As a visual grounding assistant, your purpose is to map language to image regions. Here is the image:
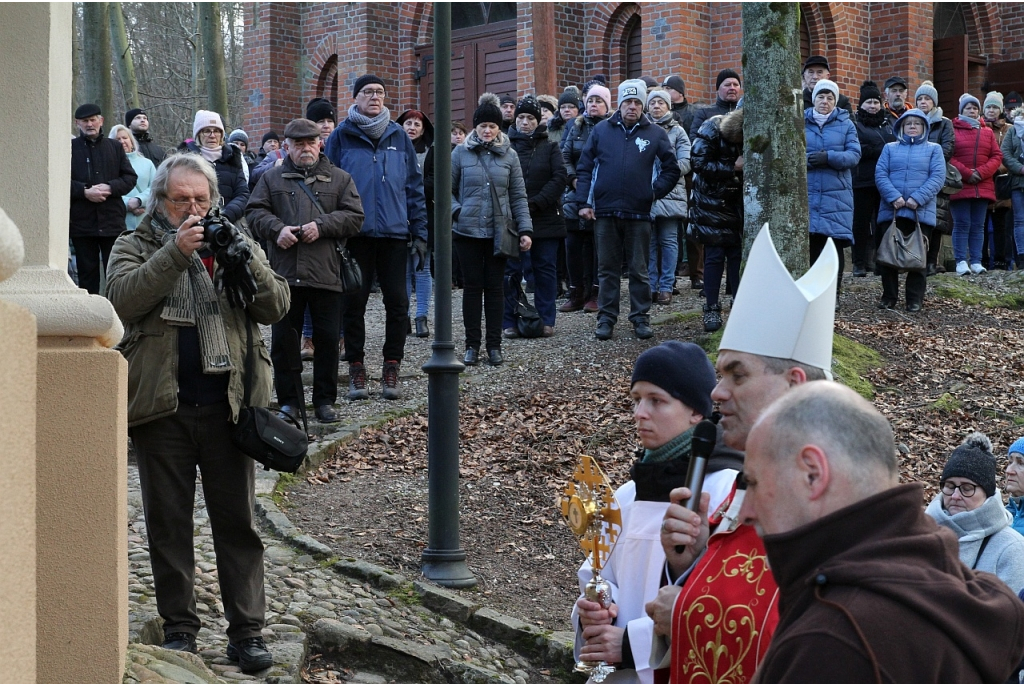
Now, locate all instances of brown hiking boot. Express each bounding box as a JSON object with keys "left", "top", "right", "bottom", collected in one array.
[
  {"left": 382, "top": 360, "right": 401, "bottom": 400},
  {"left": 300, "top": 337, "right": 314, "bottom": 361},
  {"left": 558, "top": 287, "right": 584, "bottom": 313},
  {"left": 347, "top": 362, "right": 369, "bottom": 400}
]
